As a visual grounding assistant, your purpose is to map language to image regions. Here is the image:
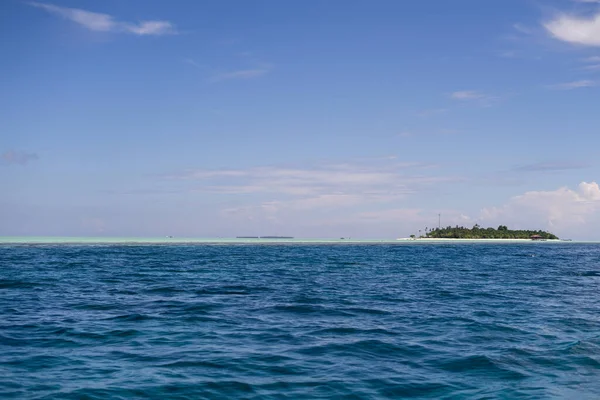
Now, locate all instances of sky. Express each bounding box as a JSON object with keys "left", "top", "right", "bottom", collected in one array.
[{"left": 1, "top": 0, "right": 600, "bottom": 239}]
